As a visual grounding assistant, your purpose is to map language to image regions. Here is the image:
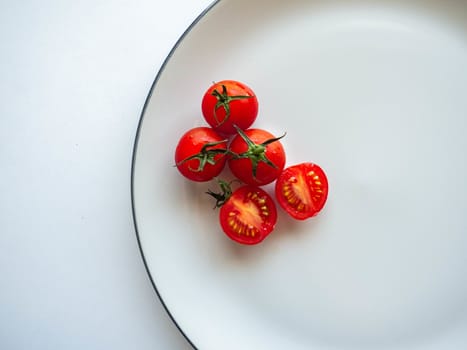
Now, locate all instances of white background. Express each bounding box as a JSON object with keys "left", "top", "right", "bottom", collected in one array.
[{"left": 1, "top": 0, "right": 211, "bottom": 349}]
